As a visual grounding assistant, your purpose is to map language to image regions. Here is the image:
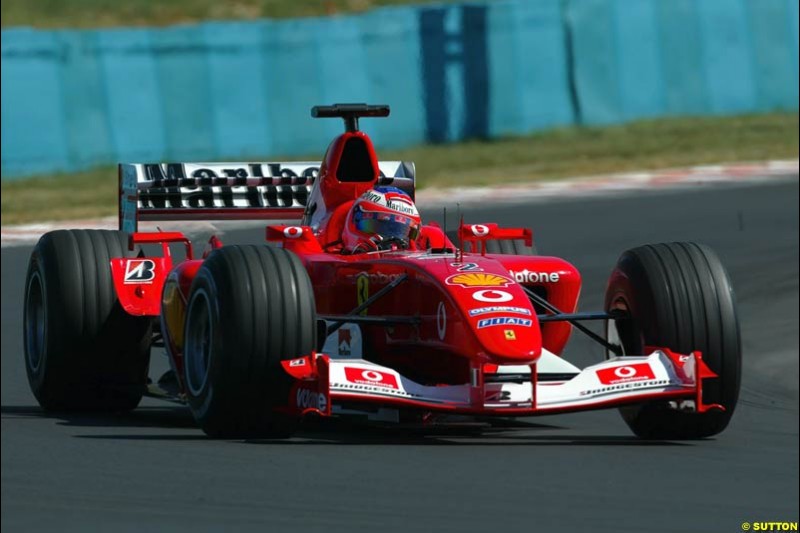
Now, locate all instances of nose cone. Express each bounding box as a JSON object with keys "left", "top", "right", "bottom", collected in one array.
[{"left": 444, "top": 272, "right": 542, "bottom": 364}]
